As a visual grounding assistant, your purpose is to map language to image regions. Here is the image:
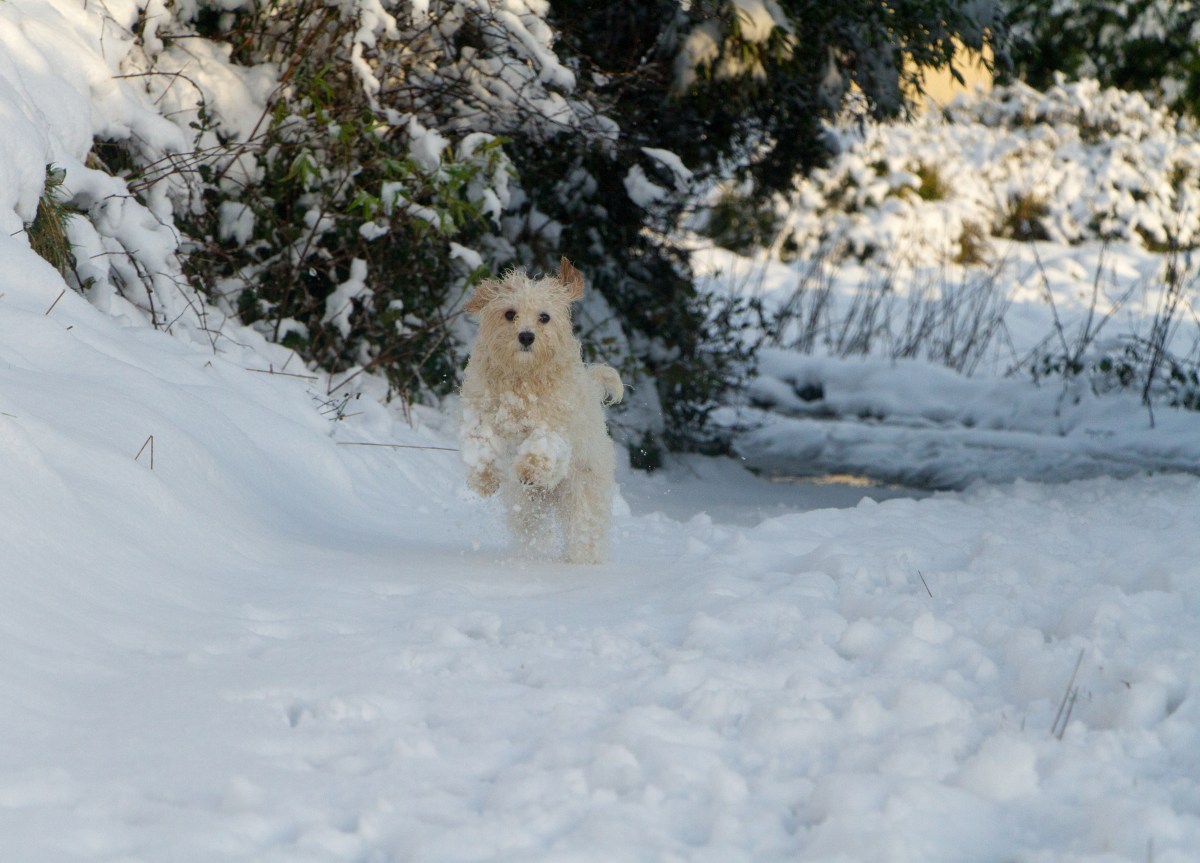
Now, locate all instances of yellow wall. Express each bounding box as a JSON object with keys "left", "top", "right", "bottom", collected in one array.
[{"left": 910, "top": 44, "right": 993, "bottom": 109}]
